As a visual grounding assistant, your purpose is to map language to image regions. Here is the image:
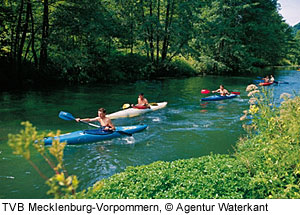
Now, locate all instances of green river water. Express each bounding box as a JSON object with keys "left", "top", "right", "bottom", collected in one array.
[{"left": 0, "top": 70, "right": 299, "bottom": 198}]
